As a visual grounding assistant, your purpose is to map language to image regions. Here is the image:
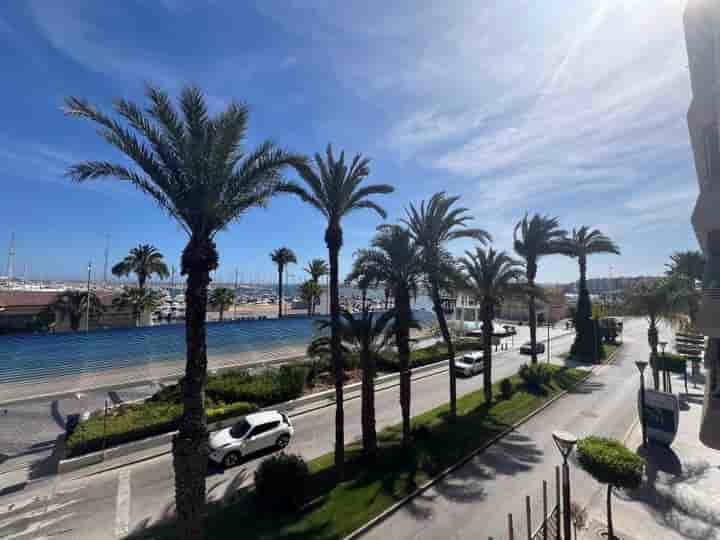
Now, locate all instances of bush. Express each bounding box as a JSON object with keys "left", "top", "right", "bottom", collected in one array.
[
  {"left": 519, "top": 363, "right": 552, "bottom": 393},
  {"left": 499, "top": 378, "right": 514, "bottom": 400},
  {"left": 66, "top": 400, "right": 257, "bottom": 457},
  {"left": 254, "top": 452, "right": 309, "bottom": 512},
  {"left": 576, "top": 437, "right": 644, "bottom": 490},
  {"left": 656, "top": 353, "right": 688, "bottom": 374}
]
